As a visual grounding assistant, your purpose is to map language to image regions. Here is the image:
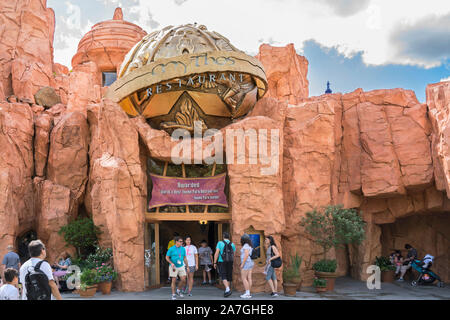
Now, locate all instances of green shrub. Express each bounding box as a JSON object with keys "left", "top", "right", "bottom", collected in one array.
[
  {"left": 289, "top": 253, "right": 303, "bottom": 277},
  {"left": 312, "top": 259, "right": 337, "bottom": 273},
  {"left": 283, "top": 268, "right": 297, "bottom": 283},
  {"left": 375, "top": 256, "right": 396, "bottom": 272},
  {"left": 283, "top": 253, "right": 303, "bottom": 283},
  {"left": 58, "top": 218, "right": 102, "bottom": 258},
  {"left": 300, "top": 205, "right": 366, "bottom": 258},
  {"left": 96, "top": 264, "right": 118, "bottom": 282},
  {"left": 80, "top": 269, "right": 99, "bottom": 286},
  {"left": 86, "top": 247, "right": 113, "bottom": 268},
  {"left": 313, "top": 278, "right": 327, "bottom": 287},
  {"left": 71, "top": 246, "right": 113, "bottom": 271}
]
